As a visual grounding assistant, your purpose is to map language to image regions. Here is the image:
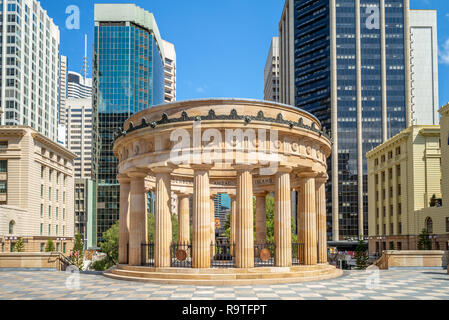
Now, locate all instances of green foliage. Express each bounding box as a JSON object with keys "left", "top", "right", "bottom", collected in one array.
[
  {"left": 354, "top": 238, "right": 369, "bottom": 270},
  {"left": 72, "top": 233, "right": 84, "bottom": 270},
  {"left": 92, "top": 258, "right": 110, "bottom": 271},
  {"left": 417, "top": 228, "right": 432, "bottom": 250},
  {"left": 430, "top": 194, "right": 442, "bottom": 207},
  {"left": 14, "top": 238, "right": 25, "bottom": 252},
  {"left": 148, "top": 213, "right": 178, "bottom": 243},
  {"left": 45, "top": 239, "right": 55, "bottom": 252}
]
